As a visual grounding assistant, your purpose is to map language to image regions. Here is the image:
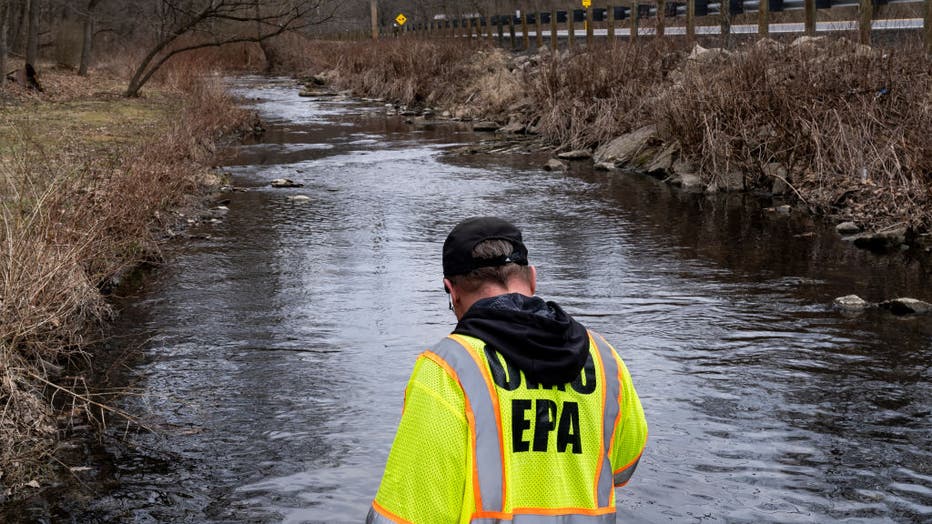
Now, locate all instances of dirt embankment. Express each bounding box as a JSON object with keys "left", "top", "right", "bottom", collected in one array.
[
  {"left": 0, "top": 63, "right": 258, "bottom": 499},
  {"left": 279, "top": 36, "right": 931, "bottom": 253}
]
